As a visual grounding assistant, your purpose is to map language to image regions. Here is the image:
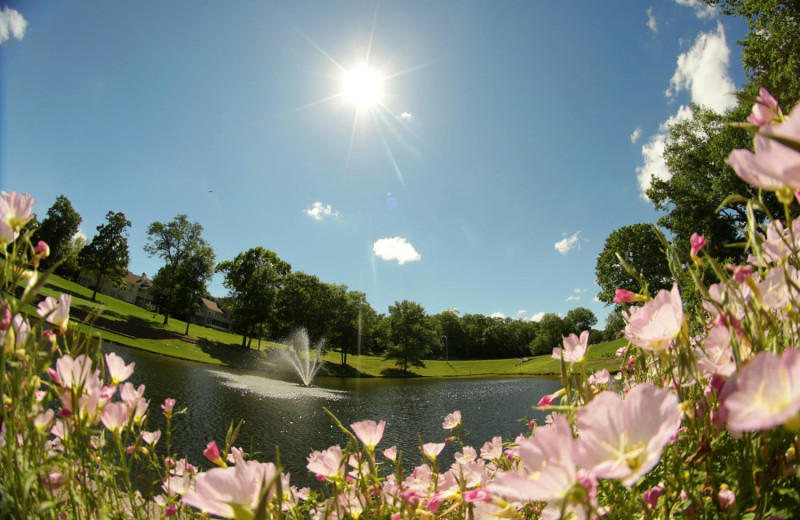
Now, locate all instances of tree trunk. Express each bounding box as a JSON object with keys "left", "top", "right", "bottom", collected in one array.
[
  {"left": 185, "top": 317, "right": 191, "bottom": 336},
  {"left": 91, "top": 274, "right": 102, "bottom": 302}
]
